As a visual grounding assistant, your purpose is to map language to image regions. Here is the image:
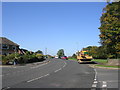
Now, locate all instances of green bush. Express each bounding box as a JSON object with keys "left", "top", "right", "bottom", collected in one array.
[
  {"left": 2, "top": 53, "right": 21, "bottom": 64},
  {"left": 2, "top": 52, "right": 45, "bottom": 65},
  {"left": 36, "top": 54, "right": 44, "bottom": 59}
]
